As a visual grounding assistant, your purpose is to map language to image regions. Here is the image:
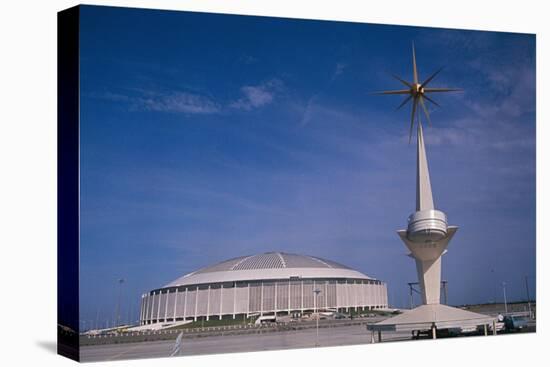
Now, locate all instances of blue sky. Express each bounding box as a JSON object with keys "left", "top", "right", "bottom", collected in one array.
[{"left": 78, "top": 5, "right": 536, "bottom": 328}]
